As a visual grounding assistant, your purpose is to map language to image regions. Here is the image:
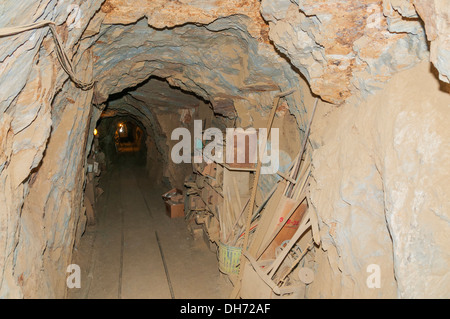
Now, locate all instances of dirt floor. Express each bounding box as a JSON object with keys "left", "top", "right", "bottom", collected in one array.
[{"left": 67, "top": 153, "right": 232, "bottom": 299}]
